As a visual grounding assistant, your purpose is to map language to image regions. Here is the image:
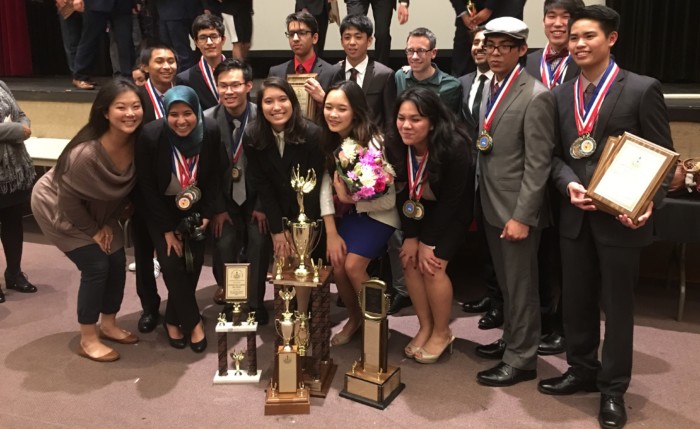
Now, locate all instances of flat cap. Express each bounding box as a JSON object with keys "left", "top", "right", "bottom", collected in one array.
[{"left": 484, "top": 17, "right": 529, "bottom": 41}]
